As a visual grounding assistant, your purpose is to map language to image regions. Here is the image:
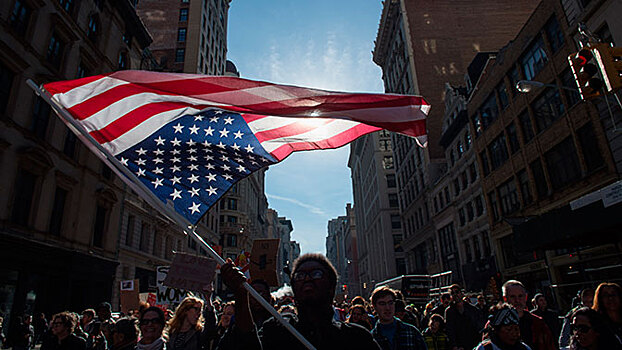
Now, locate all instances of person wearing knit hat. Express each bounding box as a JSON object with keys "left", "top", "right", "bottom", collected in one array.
[{"left": 475, "top": 303, "right": 532, "bottom": 350}]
